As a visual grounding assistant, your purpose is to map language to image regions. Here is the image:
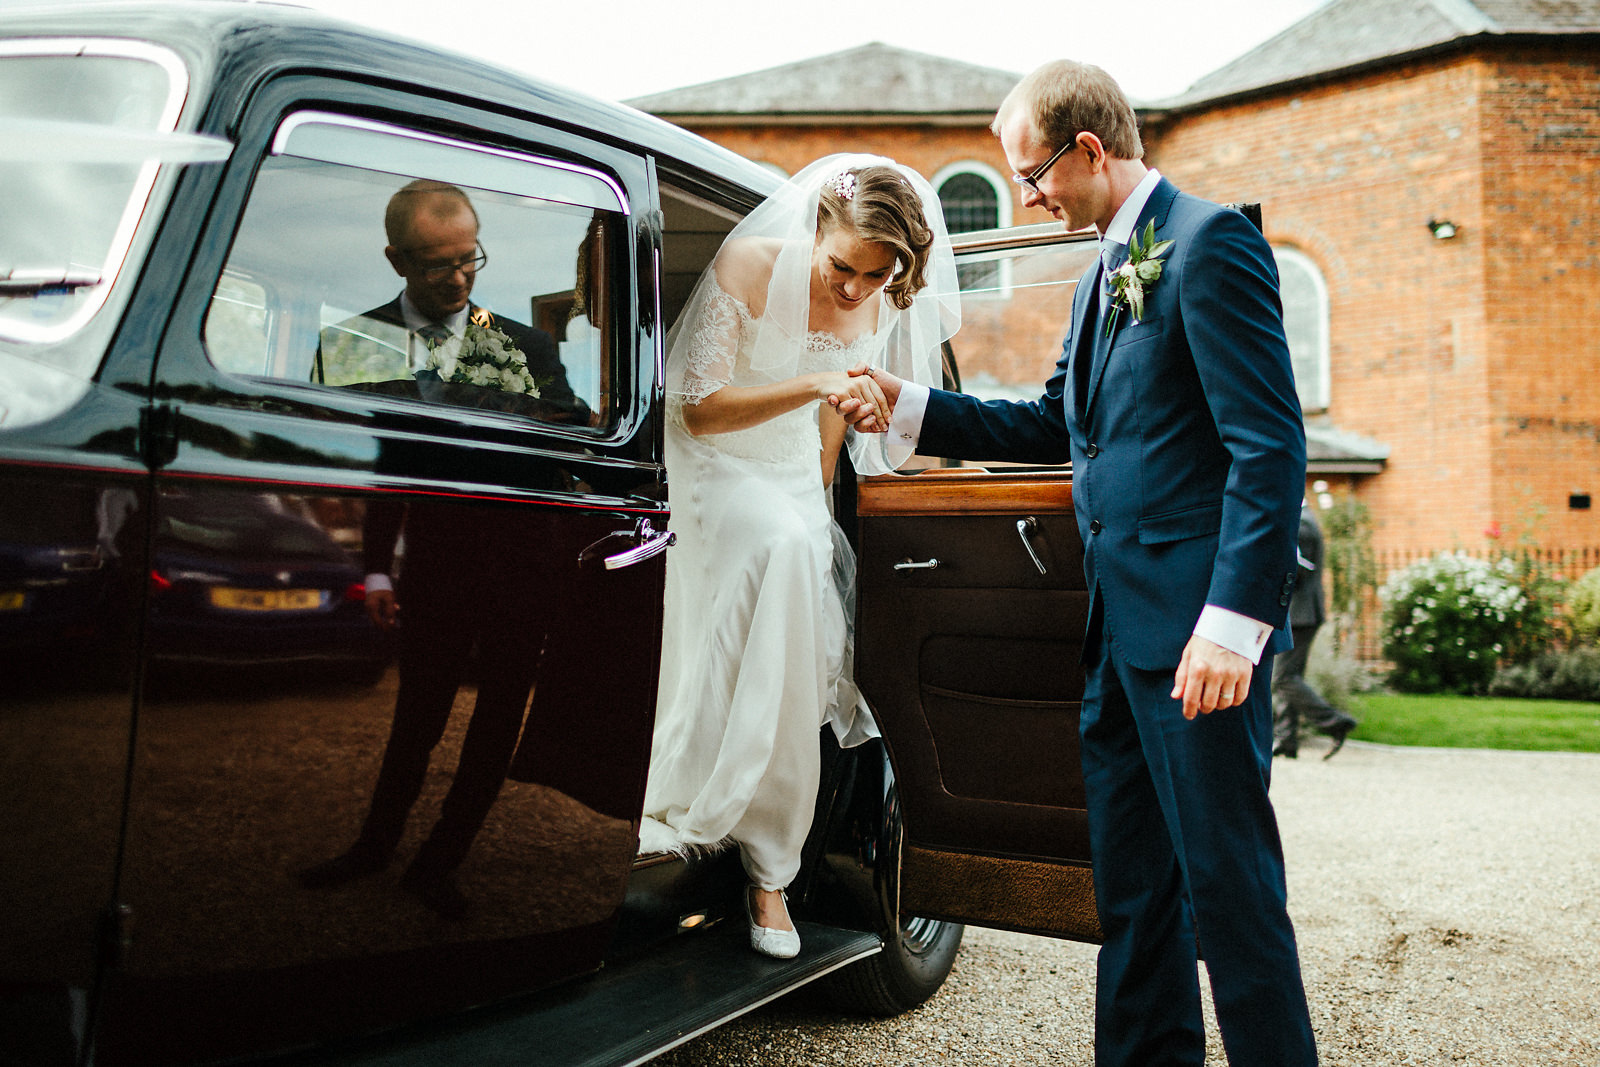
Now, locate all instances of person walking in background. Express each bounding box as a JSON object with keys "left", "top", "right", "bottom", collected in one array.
[{"left": 1274, "top": 499, "right": 1359, "bottom": 759}]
